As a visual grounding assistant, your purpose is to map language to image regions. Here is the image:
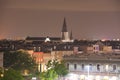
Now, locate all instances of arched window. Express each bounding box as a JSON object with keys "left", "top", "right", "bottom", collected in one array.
[
  {"left": 74, "top": 64, "right": 77, "bottom": 70},
  {"left": 34, "top": 47, "right": 36, "bottom": 51},
  {"left": 67, "top": 63, "right": 69, "bottom": 70},
  {"left": 38, "top": 47, "right": 41, "bottom": 51},
  {"left": 97, "top": 64, "right": 100, "bottom": 71},
  {"left": 89, "top": 64, "right": 92, "bottom": 71},
  {"left": 82, "top": 64, "right": 84, "bottom": 70},
  {"left": 113, "top": 64, "right": 117, "bottom": 71}
]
